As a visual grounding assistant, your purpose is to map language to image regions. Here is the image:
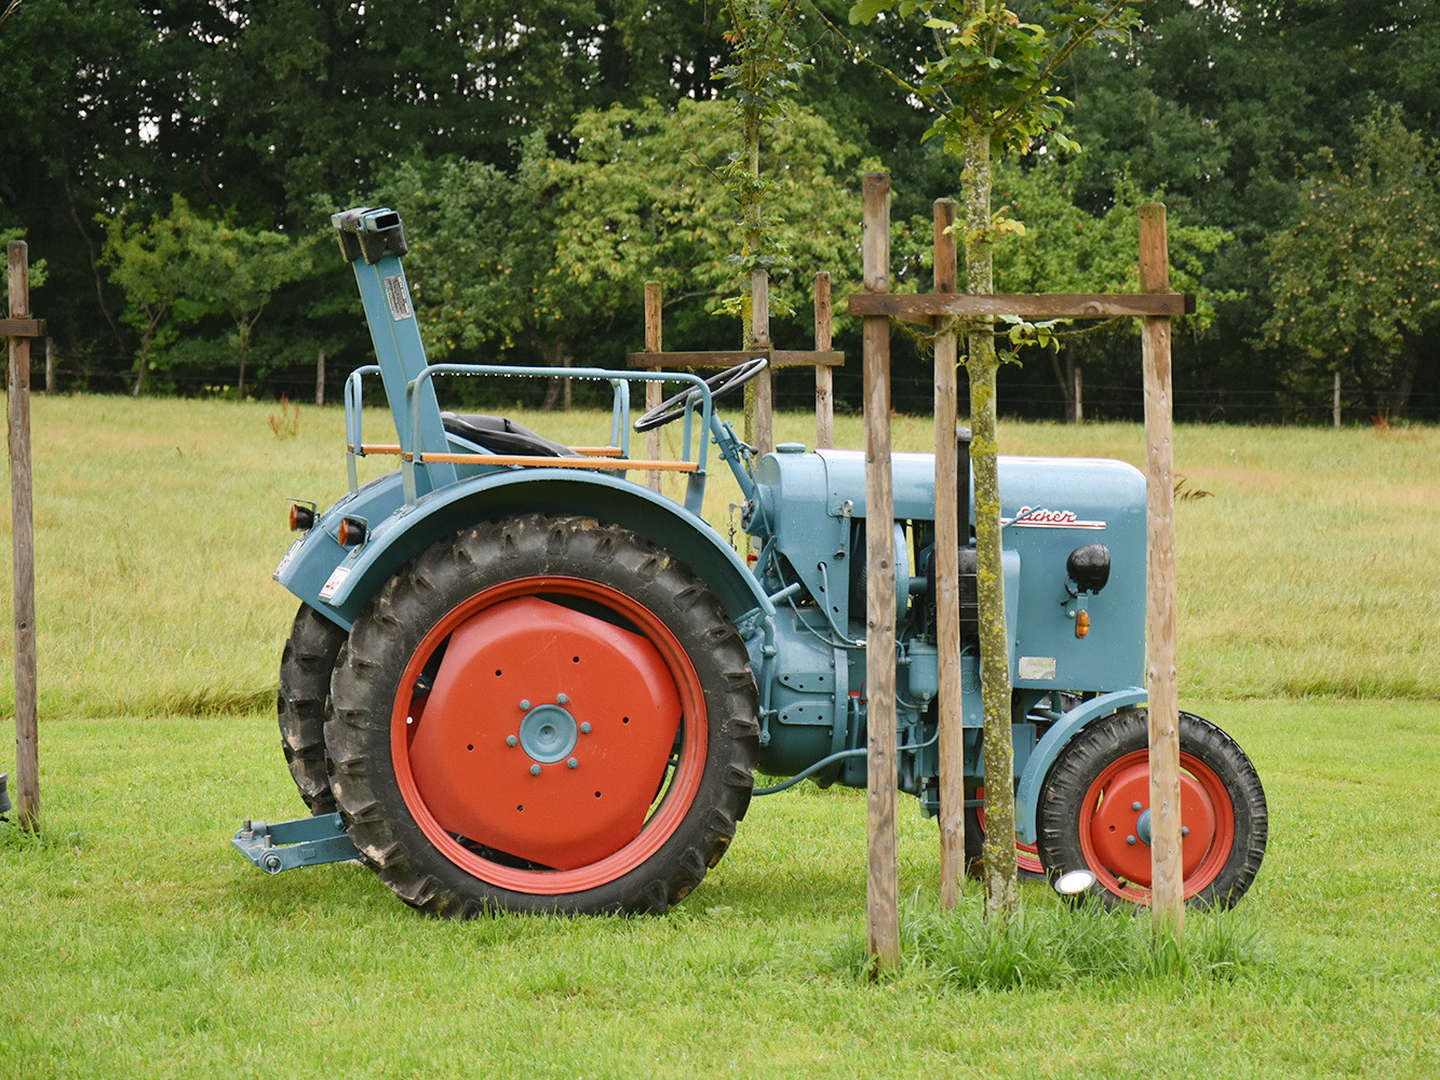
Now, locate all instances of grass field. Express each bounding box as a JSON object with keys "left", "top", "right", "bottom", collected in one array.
[{"left": 1, "top": 395, "right": 1437, "bottom": 1078}]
